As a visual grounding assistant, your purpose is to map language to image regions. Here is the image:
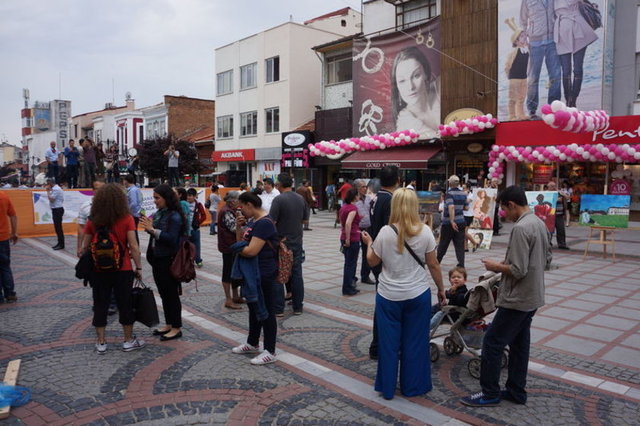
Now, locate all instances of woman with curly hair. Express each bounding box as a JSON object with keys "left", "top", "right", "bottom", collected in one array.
[
  {"left": 140, "top": 184, "right": 187, "bottom": 341},
  {"left": 79, "top": 183, "right": 144, "bottom": 354}
]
